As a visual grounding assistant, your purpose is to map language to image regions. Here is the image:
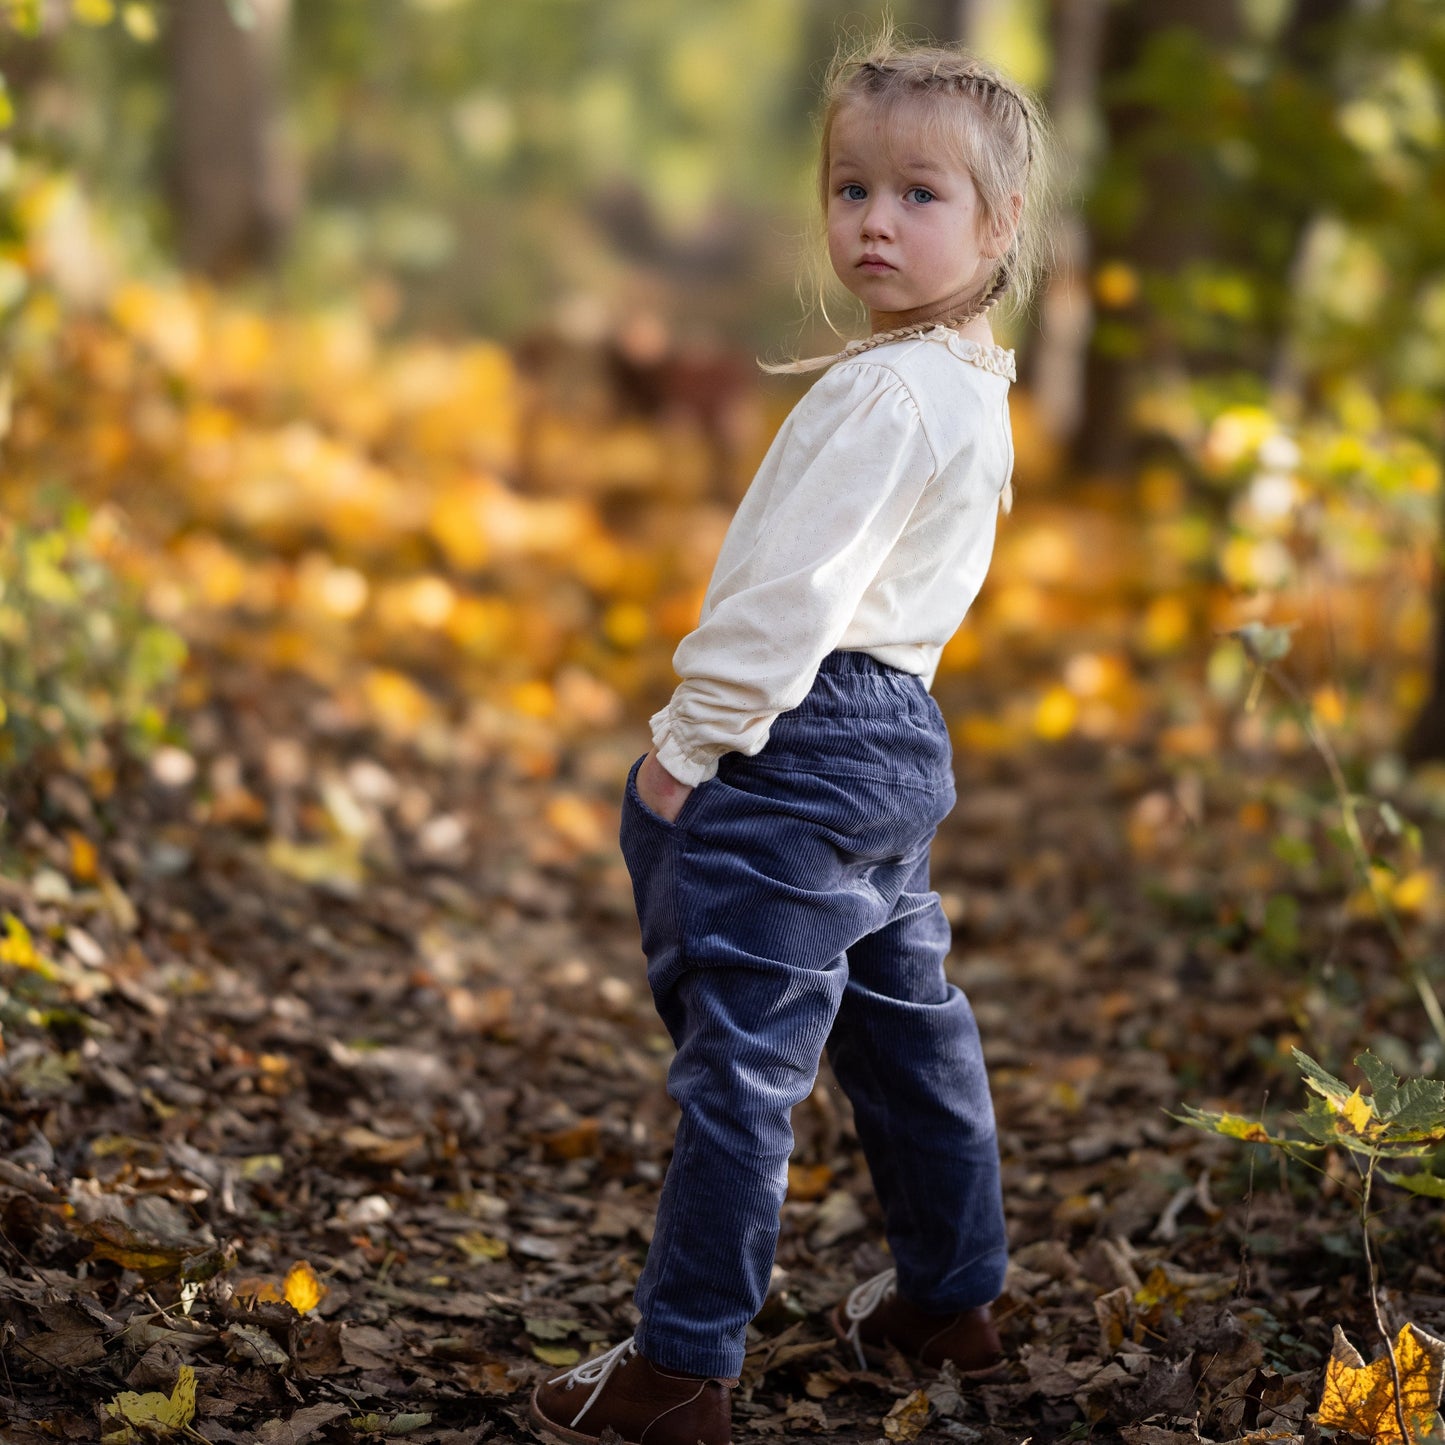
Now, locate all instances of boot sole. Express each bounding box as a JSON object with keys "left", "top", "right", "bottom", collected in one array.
[
  {"left": 526, "top": 1388, "right": 733, "bottom": 1445},
  {"left": 527, "top": 1390, "right": 635, "bottom": 1445}
]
